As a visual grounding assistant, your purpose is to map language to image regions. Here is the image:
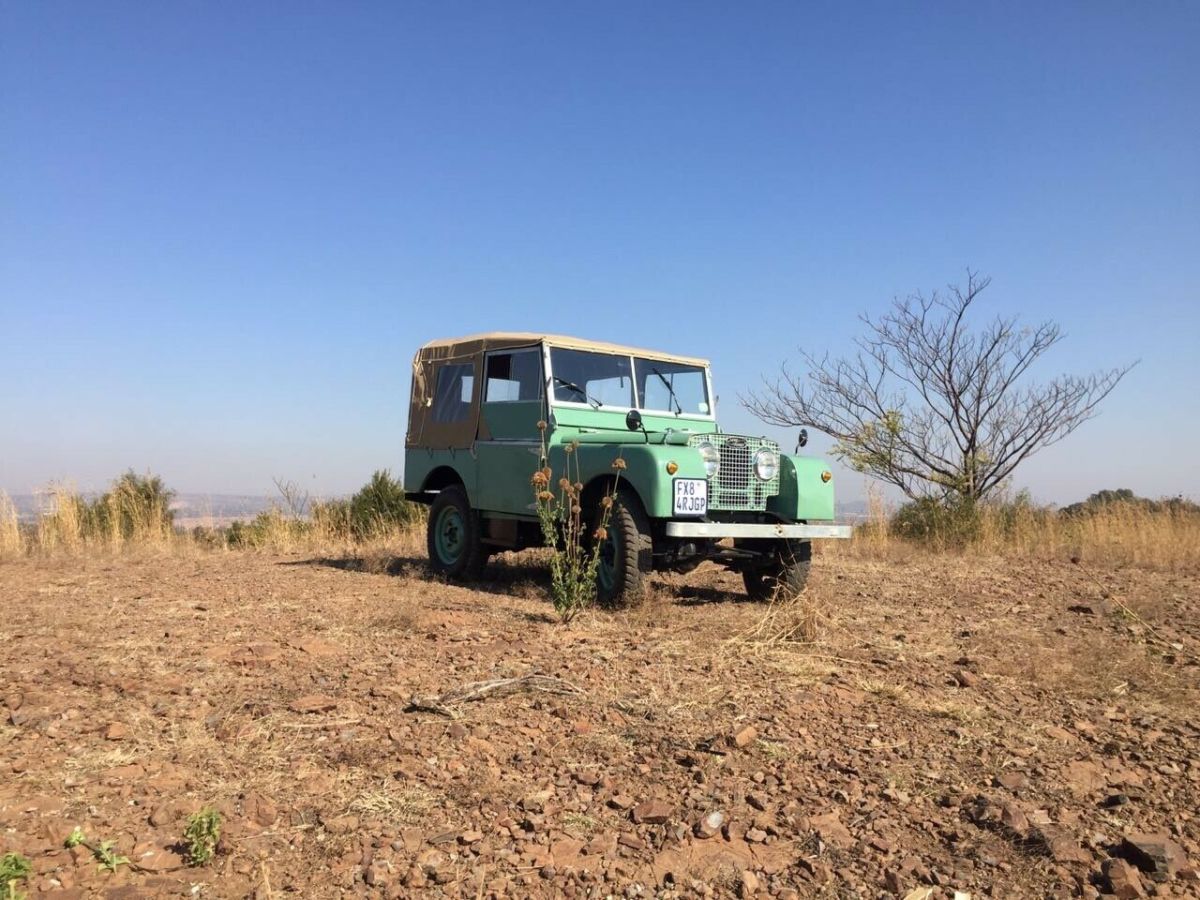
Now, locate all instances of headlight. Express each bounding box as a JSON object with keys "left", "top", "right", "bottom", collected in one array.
[
  {"left": 697, "top": 442, "right": 719, "bottom": 478},
  {"left": 753, "top": 448, "right": 778, "bottom": 481}
]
